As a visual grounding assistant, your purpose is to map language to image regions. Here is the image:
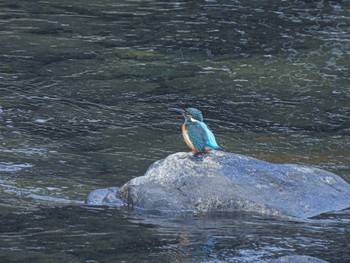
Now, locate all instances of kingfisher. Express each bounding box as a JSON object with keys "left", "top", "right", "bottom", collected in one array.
[{"left": 169, "top": 107, "right": 221, "bottom": 154}]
